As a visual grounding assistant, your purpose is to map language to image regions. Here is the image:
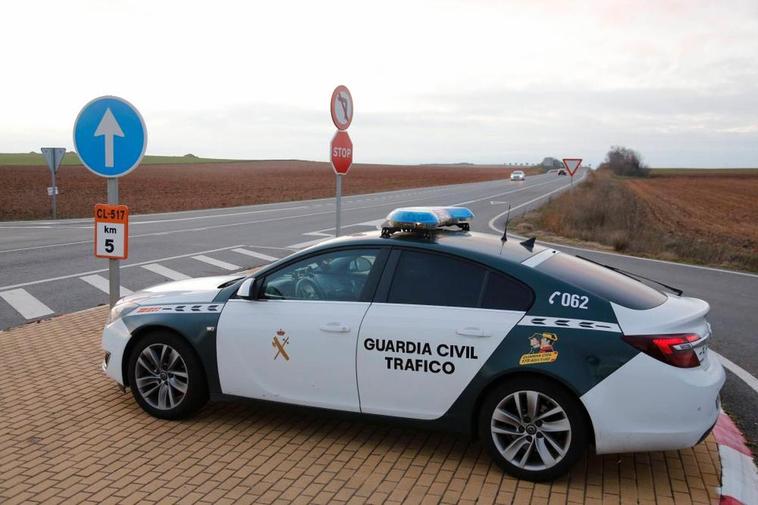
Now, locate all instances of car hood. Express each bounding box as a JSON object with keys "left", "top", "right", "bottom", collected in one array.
[{"left": 124, "top": 274, "right": 242, "bottom": 305}]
